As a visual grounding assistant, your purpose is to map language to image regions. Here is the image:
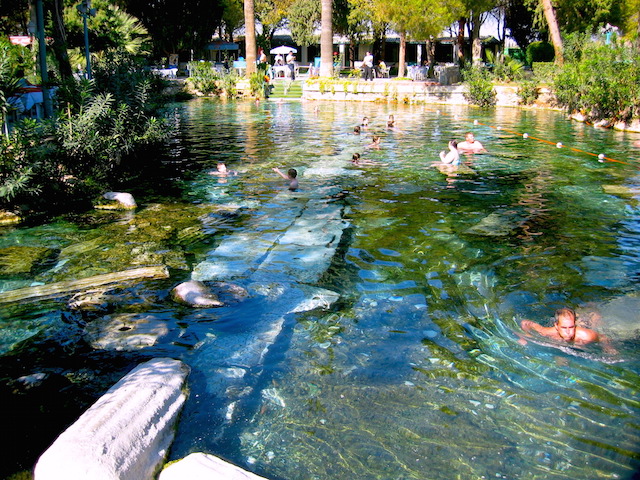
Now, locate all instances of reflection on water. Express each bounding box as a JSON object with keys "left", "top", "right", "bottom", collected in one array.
[{"left": 0, "top": 100, "right": 639, "bottom": 479}]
